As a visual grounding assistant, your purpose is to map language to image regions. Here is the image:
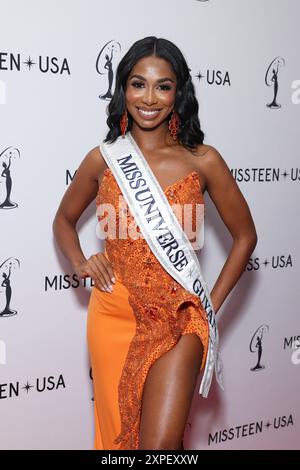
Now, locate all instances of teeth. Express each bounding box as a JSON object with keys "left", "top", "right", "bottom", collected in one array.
[{"left": 138, "top": 108, "right": 160, "bottom": 115}]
